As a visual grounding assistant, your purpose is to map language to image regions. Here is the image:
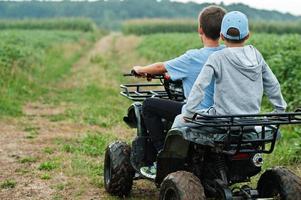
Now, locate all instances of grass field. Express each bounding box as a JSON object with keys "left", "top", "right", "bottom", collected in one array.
[
  {"left": 0, "top": 30, "right": 300, "bottom": 199},
  {"left": 0, "top": 18, "right": 97, "bottom": 32},
  {"left": 0, "top": 30, "right": 98, "bottom": 117},
  {"left": 123, "top": 19, "right": 301, "bottom": 35}
]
